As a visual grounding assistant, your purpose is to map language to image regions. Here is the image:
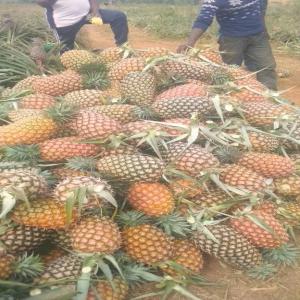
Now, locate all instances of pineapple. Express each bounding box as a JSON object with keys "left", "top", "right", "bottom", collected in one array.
[
  {"left": 122, "top": 224, "right": 173, "bottom": 265},
  {"left": 277, "top": 202, "right": 300, "bottom": 225},
  {"left": 237, "top": 152, "right": 295, "bottom": 179},
  {"left": 0, "top": 169, "right": 48, "bottom": 199},
  {"left": 220, "top": 164, "right": 271, "bottom": 192},
  {"left": 193, "top": 225, "right": 262, "bottom": 269},
  {"left": 11, "top": 199, "right": 77, "bottom": 229},
  {"left": 87, "top": 277, "right": 129, "bottom": 300},
  {"left": 108, "top": 58, "right": 146, "bottom": 82},
  {"left": 241, "top": 101, "right": 295, "bottom": 127},
  {"left": 50, "top": 229, "right": 73, "bottom": 249},
  {"left": 156, "top": 83, "right": 208, "bottom": 101},
  {"left": 60, "top": 49, "right": 99, "bottom": 71},
  {"left": 0, "top": 225, "right": 49, "bottom": 255},
  {"left": 230, "top": 209, "right": 289, "bottom": 249},
  {"left": 32, "top": 70, "right": 83, "bottom": 97},
  {"left": 101, "top": 144, "right": 137, "bottom": 157},
  {"left": 18, "top": 94, "right": 56, "bottom": 109},
  {"left": 70, "top": 217, "right": 121, "bottom": 254},
  {"left": 98, "top": 47, "right": 127, "bottom": 65},
  {"left": 37, "top": 254, "right": 82, "bottom": 284},
  {"left": 0, "top": 254, "right": 14, "bottom": 279},
  {"left": 68, "top": 110, "right": 122, "bottom": 139},
  {"left": 169, "top": 179, "right": 204, "bottom": 198},
  {"left": 161, "top": 239, "right": 204, "bottom": 277},
  {"left": 120, "top": 71, "right": 156, "bottom": 106},
  {"left": 63, "top": 89, "right": 108, "bottom": 109},
  {"left": 0, "top": 161, "right": 38, "bottom": 173},
  {"left": 197, "top": 49, "right": 223, "bottom": 64},
  {"left": 274, "top": 175, "right": 300, "bottom": 197},
  {"left": 39, "top": 137, "right": 101, "bottom": 162},
  {"left": 96, "top": 154, "right": 165, "bottom": 182},
  {"left": 151, "top": 96, "right": 214, "bottom": 119},
  {"left": 160, "top": 58, "right": 216, "bottom": 84},
  {"left": 247, "top": 132, "right": 280, "bottom": 153},
  {"left": 54, "top": 176, "right": 114, "bottom": 208},
  {"left": 4, "top": 75, "right": 40, "bottom": 95},
  {"left": 8, "top": 108, "right": 43, "bottom": 122},
  {"left": 121, "top": 120, "right": 166, "bottom": 136},
  {"left": 162, "top": 142, "right": 219, "bottom": 176},
  {"left": 51, "top": 167, "right": 91, "bottom": 181},
  {"left": 89, "top": 104, "right": 145, "bottom": 124},
  {"left": 127, "top": 182, "right": 175, "bottom": 216},
  {"left": 40, "top": 247, "right": 67, "bottom": 266},
  {"left": 136, "top": 47, "right": 170, "bottom": 59}
]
